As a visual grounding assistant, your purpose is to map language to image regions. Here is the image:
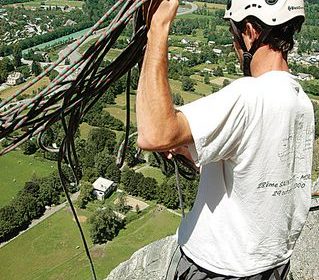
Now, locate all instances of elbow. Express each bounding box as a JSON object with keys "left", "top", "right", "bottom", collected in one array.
[
  {"left": 137, "top": 135, "right": 154, "bottom": 151},
  {"left": 137, "top": 130, "right": 177, "bottom": 152}
]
